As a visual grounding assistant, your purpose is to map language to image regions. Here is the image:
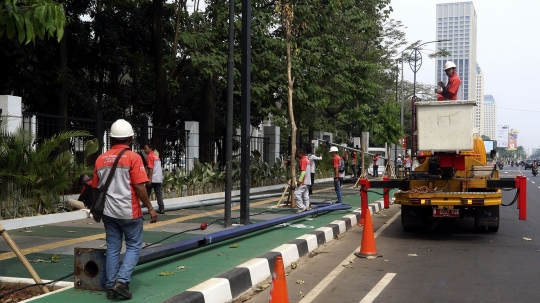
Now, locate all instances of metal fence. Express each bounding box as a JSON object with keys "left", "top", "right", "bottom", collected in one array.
[
  {"left": 21, "top": 112, "right": 190, "bottom": 173},
  {"left": 199, "top": 132, "right": 269, "bottom": 165},
  {"left": 18, "top": 112, "right": 270, "bottom": 172}
]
